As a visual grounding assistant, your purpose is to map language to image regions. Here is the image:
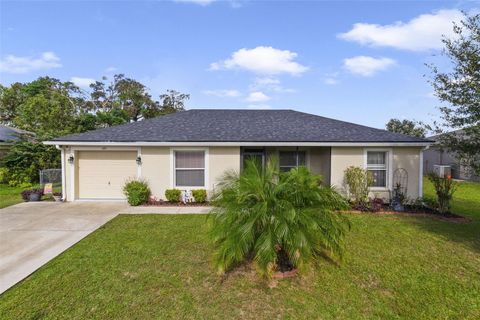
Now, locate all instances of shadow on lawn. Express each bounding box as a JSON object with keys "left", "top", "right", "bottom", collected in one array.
[{"left": 406, "top": 214, "right": 480, "bottom": 254}]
